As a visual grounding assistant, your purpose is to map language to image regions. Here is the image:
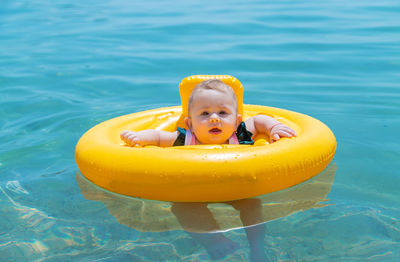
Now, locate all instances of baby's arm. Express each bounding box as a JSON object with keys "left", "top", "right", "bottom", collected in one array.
[
  {"left": 244, "top": 115, "right": 297, "bottom": 143},
  {"left": 120, "top": 130, "right": 179, "bottom": 147}
]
